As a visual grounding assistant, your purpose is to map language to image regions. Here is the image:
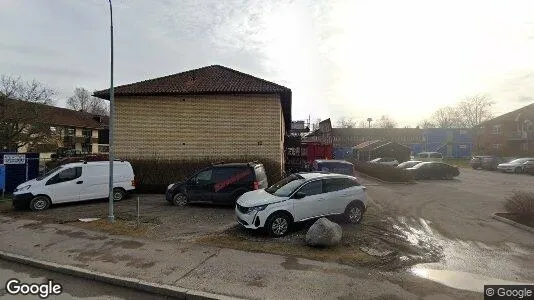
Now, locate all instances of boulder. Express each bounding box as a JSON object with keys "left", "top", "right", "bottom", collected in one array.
[{"left": 305, "top": 217, "right": 342, "bottom": 247}]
